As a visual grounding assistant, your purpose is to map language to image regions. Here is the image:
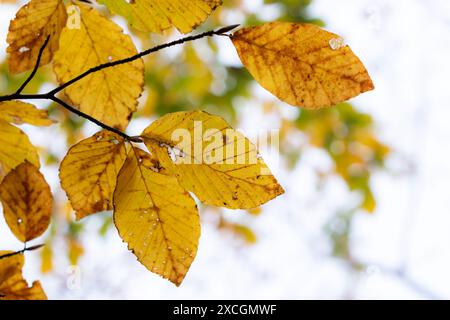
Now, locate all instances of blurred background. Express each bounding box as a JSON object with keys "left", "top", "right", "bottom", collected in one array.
[{"left": 1, "top": 0, "right": 450, "bottom": 299}]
